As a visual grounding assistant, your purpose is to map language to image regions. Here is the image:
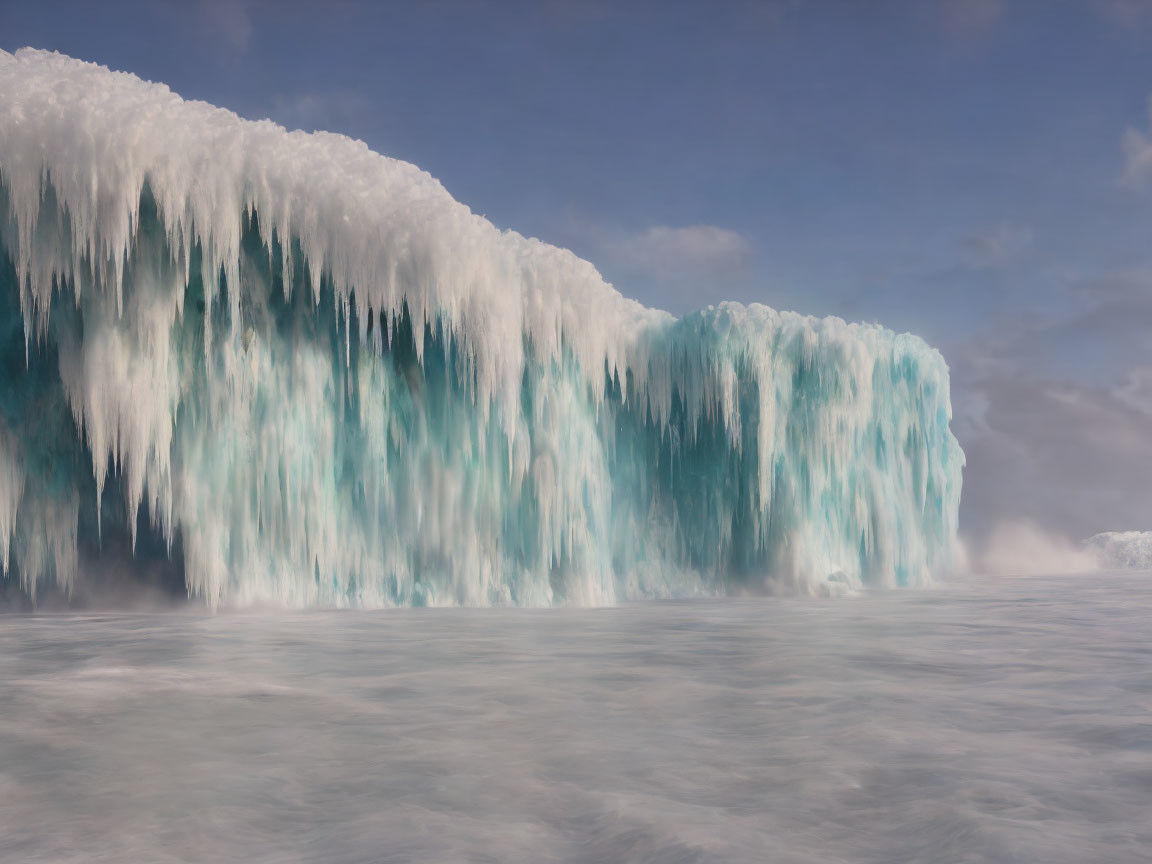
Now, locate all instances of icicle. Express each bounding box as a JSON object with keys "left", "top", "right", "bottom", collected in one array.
[{"left": 0, "top": 48, "right": 964, "bottom": 607}]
